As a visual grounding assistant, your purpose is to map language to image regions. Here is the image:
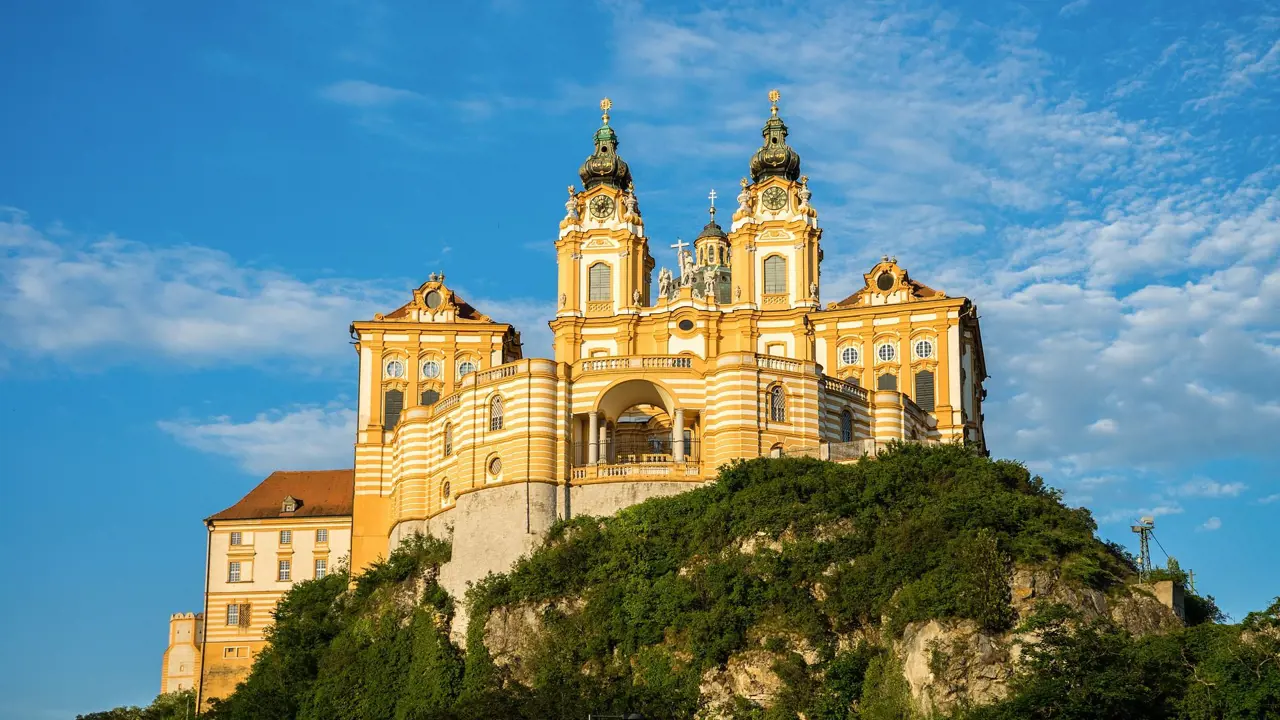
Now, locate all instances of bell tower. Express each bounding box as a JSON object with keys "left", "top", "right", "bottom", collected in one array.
[
  {"left": 552, "top": 99, "right": 655, "bottom": 363},
  {"left": 728, "top": 90, "right": 822, "bottom": 313}
]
